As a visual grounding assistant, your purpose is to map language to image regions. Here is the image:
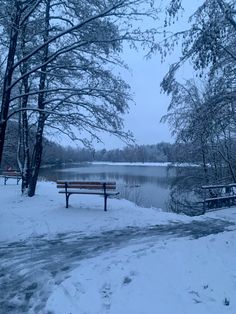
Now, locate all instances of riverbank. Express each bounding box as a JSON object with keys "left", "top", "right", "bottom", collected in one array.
[
  {"left": 41, "top": 161, "right": 201, "bottom": 168},
  {"left": 0, "top": 179, "right": 198, "bottom": 242},
  {"left": 91, "top": 161, "right": 201, "bottom": 167}
]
